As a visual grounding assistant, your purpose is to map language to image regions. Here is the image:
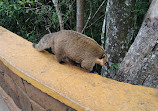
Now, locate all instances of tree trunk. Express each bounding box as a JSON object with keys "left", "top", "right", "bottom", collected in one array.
[
  {"left": 115, "top": 0, "right": 158, "bottom": 88},
  {"left": 52, "top": 0, "right": 64, "bottom": 30},
  {"left": 102, "top": 0, "right": 136, "bottom": 77},
  {"left": 101, "top": 14, "right": 106, "bottom": 48},
  {"left": 76, "top": 0, "right": 85, "bottom": 33}
]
